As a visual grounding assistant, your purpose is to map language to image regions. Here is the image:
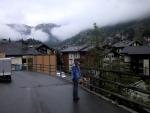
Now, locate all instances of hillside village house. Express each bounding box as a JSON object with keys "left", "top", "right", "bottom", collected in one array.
[
  {"left": 112, "top": 40, "right": 142, "bottom": 53},
  {"left": 79, "top": 45, "right": 96, "bottom": 67},
  {"left": 103, "top": 49, "right": 120, "bottom": 64},
  {"left": 61, "top": 44, "right": 120, "bottom": 72},
  {"left": 61, "top": 40, "right": 144, "bottom": 72},
  {"left": 80, "top": 45, "right": 108, "bottom": 67},
  {"left": 0, "top": 40, "right": 56, "bottom": 72},
  {"left": 36, "top": 44, "right": 55, "bottom": 55},
  {"left": 79, "top": 40, "right": 142, "bottom": 67},
  {"left": 61, "top": 45, "right": 86, "bottom": 72},
  {"left": 61, "top": 45, "right": 105, "bottom": 72},
  {"left": 61, "top": 45, "right": 114, "bottom": 72},
  {"left": 81, "top": 46, "right": 120, "bottom": 68},
  {"left": 122, "top": 46, "right": 150, "bottom": 75},
  {"left": 80, "top": 44, "right": 121, "bottom": 66}
]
